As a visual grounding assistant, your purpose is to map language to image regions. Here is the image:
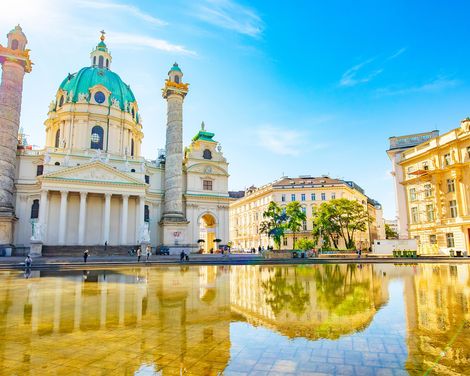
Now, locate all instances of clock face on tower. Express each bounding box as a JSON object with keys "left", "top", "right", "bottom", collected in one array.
[{"left": 94, "top": 91, "right": 106, "bottom": 104}]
